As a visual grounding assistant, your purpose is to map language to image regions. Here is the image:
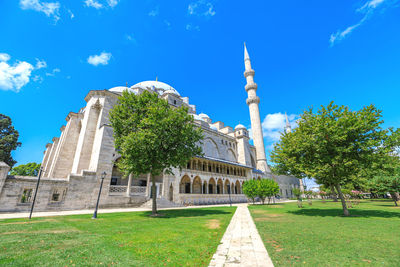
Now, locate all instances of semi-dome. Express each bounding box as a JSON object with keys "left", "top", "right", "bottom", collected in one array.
[
  {"left": 131, "top": 80, "right": 180, "bottom": 96},
  {"left": 235, "top": 124, "right": 246, "bottom": 130},
  {"left": 198, "top": 113, "right": 210, "bottom": 119},
  {"left": 109, "top": 86, "right": 137, "bottom": 94}
]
